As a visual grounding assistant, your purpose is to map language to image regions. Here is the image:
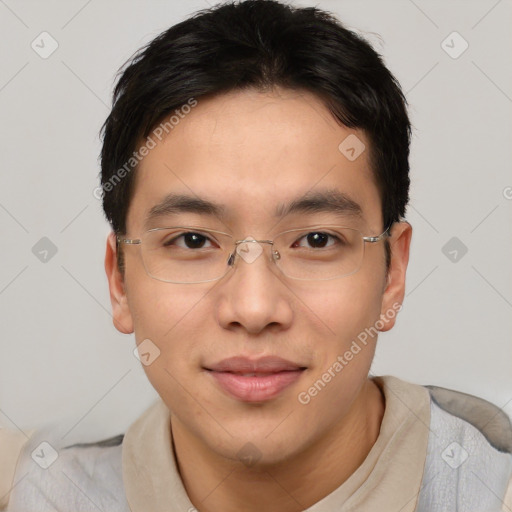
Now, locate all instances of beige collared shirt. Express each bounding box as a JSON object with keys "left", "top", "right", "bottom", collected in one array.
[
  {"left": 2, "top": 375, "right": 512, "bottom": 511},
  {"left": 122, "top": 375, "right": 431, "bottom": 511}
]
